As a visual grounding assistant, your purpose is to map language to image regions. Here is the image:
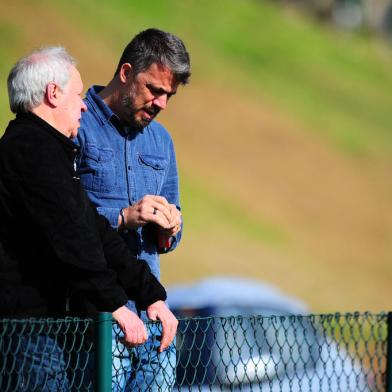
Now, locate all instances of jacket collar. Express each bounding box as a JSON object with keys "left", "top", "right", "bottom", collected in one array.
[{"left": 16, "top": 112, "right": 79, "bottom": 153}]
